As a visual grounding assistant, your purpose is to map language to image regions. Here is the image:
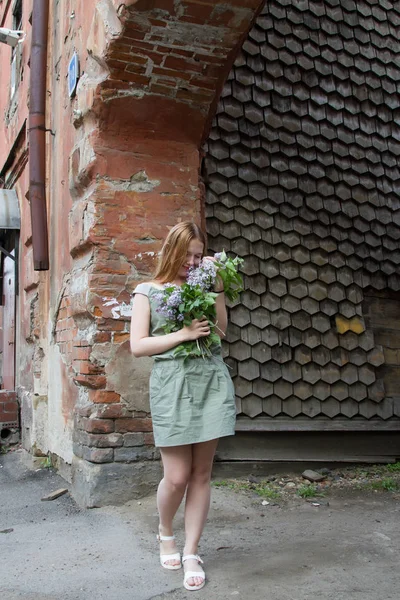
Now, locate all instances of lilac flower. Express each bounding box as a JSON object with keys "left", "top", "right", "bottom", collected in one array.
[
  {"left": 167, "top": 289, "right": 182, "bottom": 308},
  {"left": 186, "top": 259, "right": 216, "bottom": 291}
]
